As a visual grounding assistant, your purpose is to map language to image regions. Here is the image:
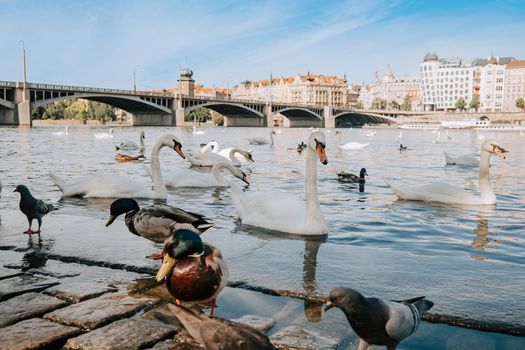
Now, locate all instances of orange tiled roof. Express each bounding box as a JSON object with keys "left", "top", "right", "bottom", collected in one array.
[{"left": 507, "top": 60, "right": 525, "bottom": 69}]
